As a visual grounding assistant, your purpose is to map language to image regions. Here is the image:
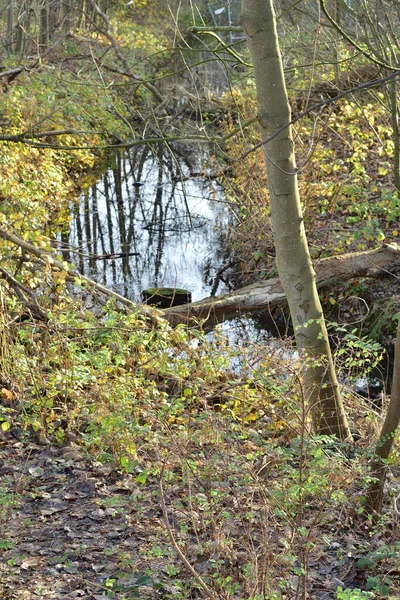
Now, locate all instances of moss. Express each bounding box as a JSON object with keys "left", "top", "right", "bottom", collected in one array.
[
  {"left": 142, "top": 287, "right": 192, "bottom": 308},
  {"left": 143, "top": 287, "right": 190, "bottom": 297}
]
